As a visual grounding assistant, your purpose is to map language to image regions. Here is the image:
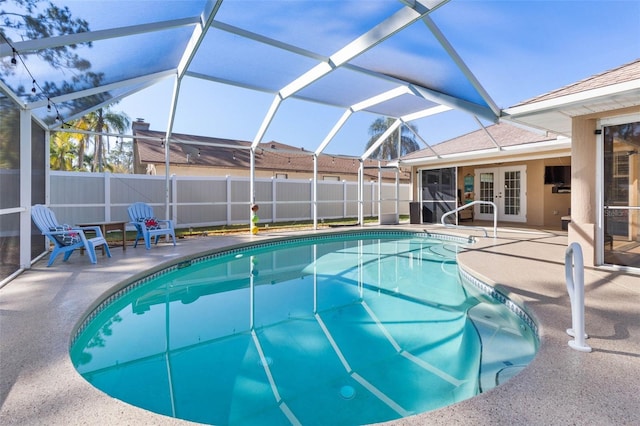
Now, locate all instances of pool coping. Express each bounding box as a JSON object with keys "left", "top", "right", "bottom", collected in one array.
[{"left": 1, "top": 224, "right": 639, "bottom": 425}]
